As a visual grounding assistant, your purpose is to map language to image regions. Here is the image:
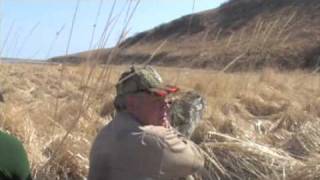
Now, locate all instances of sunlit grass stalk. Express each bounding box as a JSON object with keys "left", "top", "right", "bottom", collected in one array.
[
  {"left": 41, "top": 0, "right": 81, "bottom": 171},
  {"left": 65, "top": 0, "right": 80, "bottom": 56},
  {"left": 0, "top": 21, "right": 15, "bottom": 57},
  {"left": 42, "top": 0, "right": 142, "bottom": 173},
  {"left": 9, "top": 30, "right": 20, "bottom": 57},
  {"left": 16, "top": 22, "right": 40, "bottom": 57},
  {"left": 95, "top": 0, "right": 141, "bottom": 92},
  {"left": 80, "top": 0, "right": 118, "bottom": 90},
  {"left": 187, "top": 0, "right": 196, "bottom": 34},
  {"left": 46, "top": 24, "right": 66, "bottom": 59},
  {"left": 88, "top": 0, "right": 104, "bottom": 50}
]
